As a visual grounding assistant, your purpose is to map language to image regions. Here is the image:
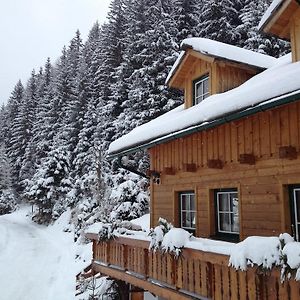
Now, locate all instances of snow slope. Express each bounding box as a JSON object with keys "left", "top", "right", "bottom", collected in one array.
[{"left": 0, "top": 207, "right": 88, "bottom": 300}]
